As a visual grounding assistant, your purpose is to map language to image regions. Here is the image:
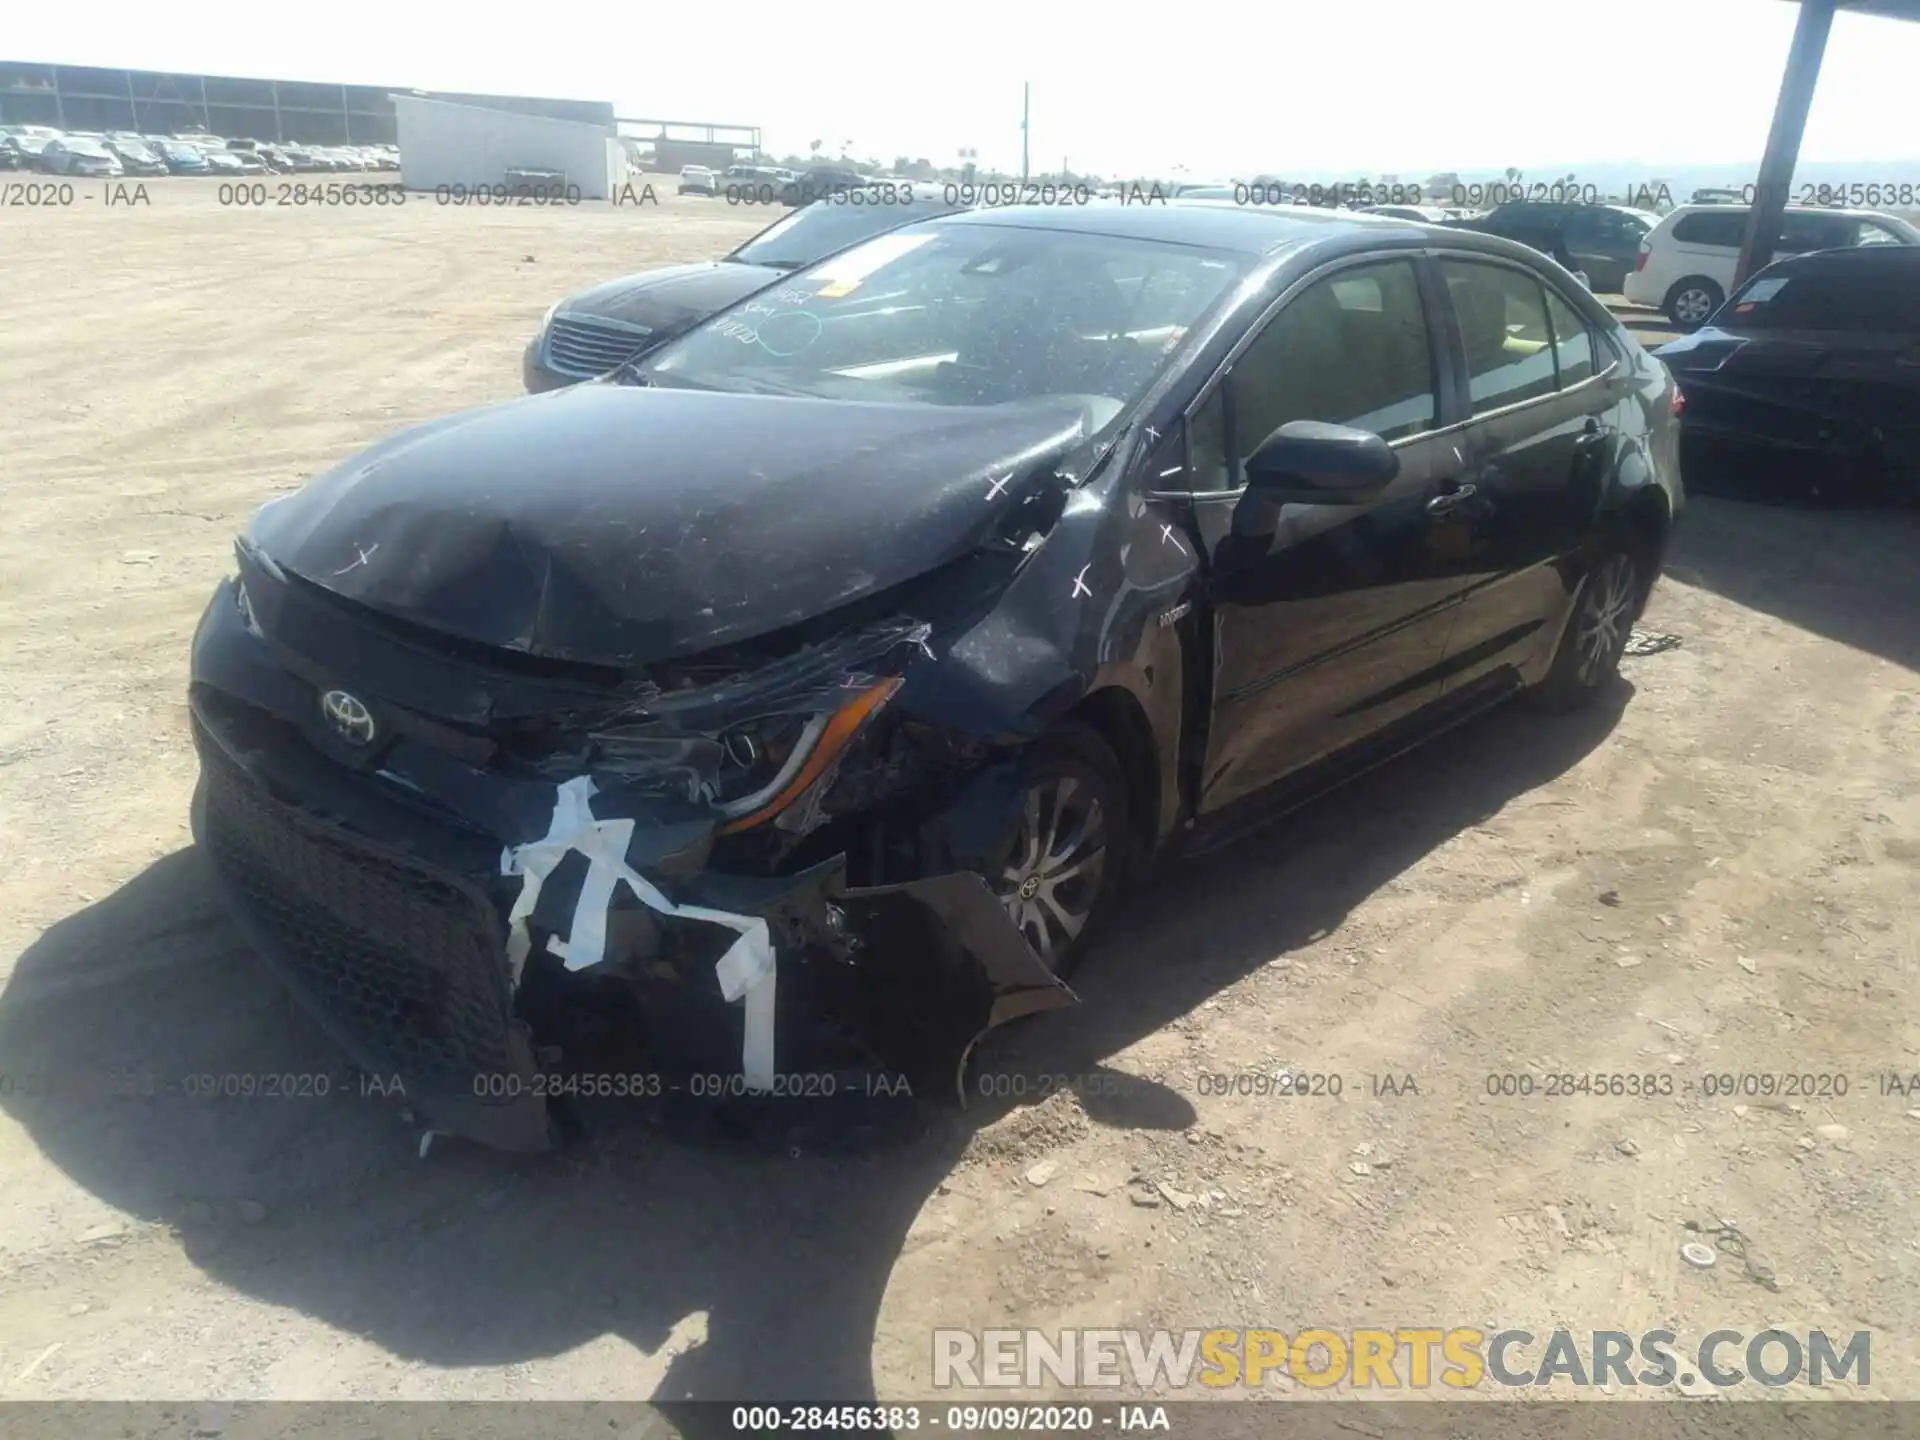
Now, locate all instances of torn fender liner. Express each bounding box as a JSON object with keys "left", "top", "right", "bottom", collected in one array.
[
  {"left": 188, "top": 749, "right": 555, "bottom": 1154},
  {"left": 831, "top": 872, "right": 1078, "bottom": 1103},
  {"left": 503, "top": 776, "right": 779, "bottom": 1090}
]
